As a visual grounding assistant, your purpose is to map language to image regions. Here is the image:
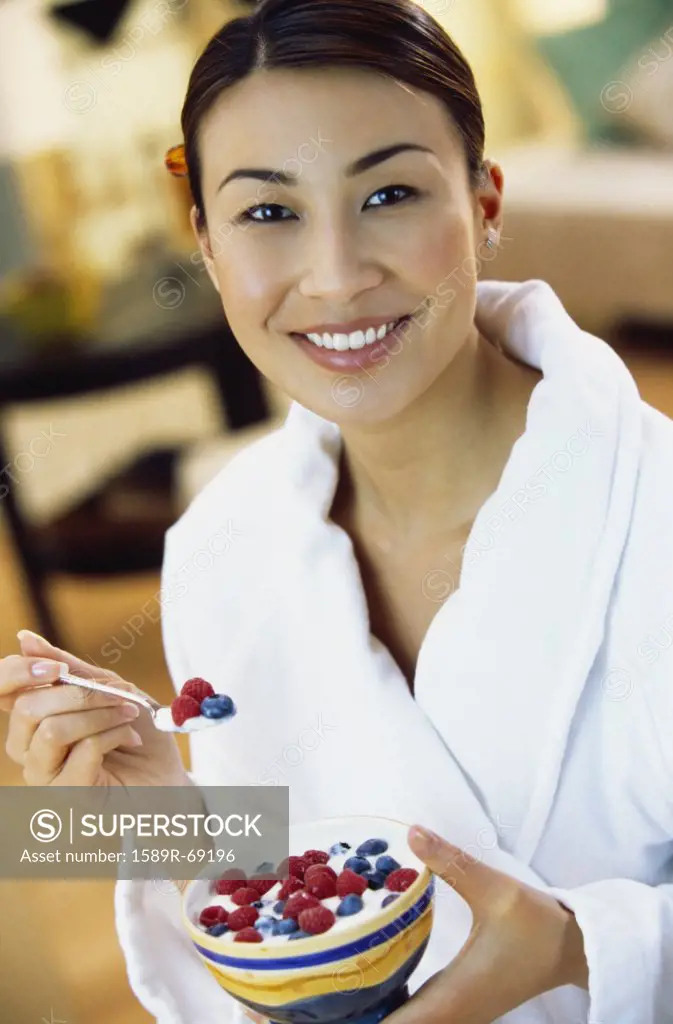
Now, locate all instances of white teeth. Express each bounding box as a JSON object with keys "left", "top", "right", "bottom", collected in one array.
[{"left": 303, "top": 319, "right": 404, "bottom": 351}]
